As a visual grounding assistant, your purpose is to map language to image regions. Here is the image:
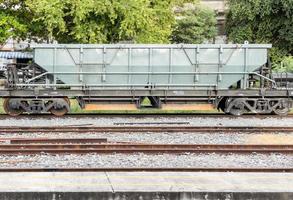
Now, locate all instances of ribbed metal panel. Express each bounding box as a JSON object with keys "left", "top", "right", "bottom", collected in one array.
[
  {"left": 0, "top": 51, "right": 33, "bottom": 59},
  {"left": 32, "top": 43, "right": 271, "bottom": 90}
]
